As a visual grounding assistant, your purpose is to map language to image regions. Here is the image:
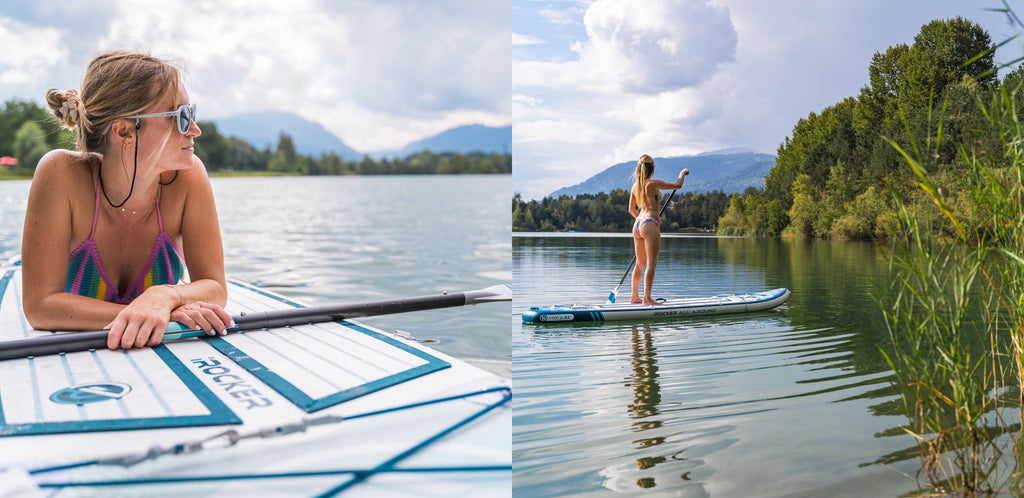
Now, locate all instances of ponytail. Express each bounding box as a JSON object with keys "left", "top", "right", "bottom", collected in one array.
[{"left": 633, "top": 154, "right": 654, "bottom": 207}]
